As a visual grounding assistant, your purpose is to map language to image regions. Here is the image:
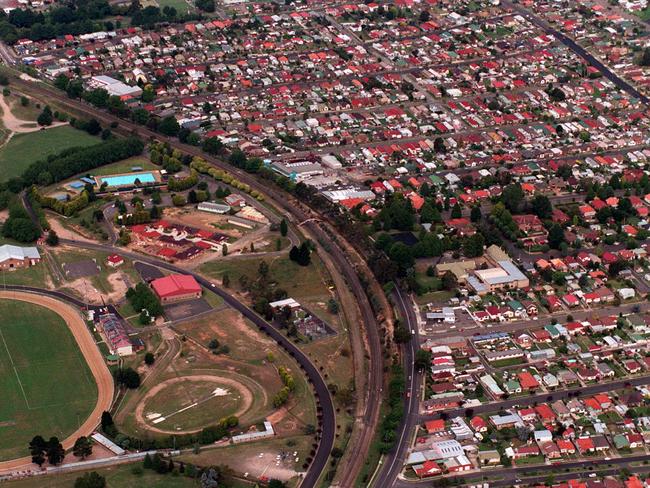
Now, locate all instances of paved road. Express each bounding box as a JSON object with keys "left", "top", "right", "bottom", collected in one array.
[
  {"left": 373, "top": 287, "right": 422, "bottom": 487},
  {"left": 394, "top": 452, "right": 650, "bottom": 487},
  {"left": 9, "top": 70, "right": 387, "bottom": 487},
  {"left": 51, "top": 237, "right": 334, "bottom": 488},
  {"left": 504, "top": 0, "right": 649, "bottom": 105},
  {"left": 486, "top": 465, "right": 650, "bottom": 488},
  {"left": 421, "top": 373, "right": 650, "bottom": 421}
]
